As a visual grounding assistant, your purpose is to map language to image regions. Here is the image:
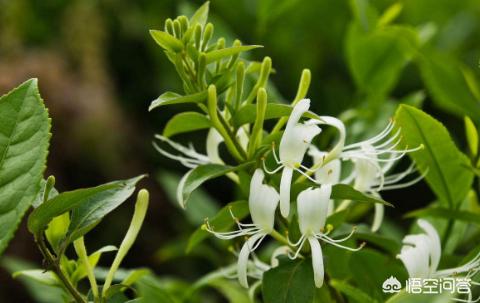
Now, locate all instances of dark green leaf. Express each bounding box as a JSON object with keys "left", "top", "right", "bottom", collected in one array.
[
  {"left": 405, "top": 206, "right": 480, "bottom": 226},
  {"left": 420, "top": 53, "right": 480, "bottom": 119},
  {"left": 149, "top": 91, "right": 207, "bottom": 111},
  {"left": 263, "top": 258, "right": 315, "bottom": 303},
  {"left": 0, "top": 79, "right": 51, "bottom": 255},
  {"left": 332, "top": 184, "right": 393, "bottom": 207},
  {"left": 163, "top": 112, "right": 211, "bottom": 138},
  {"left": 395, "top": 105, "right": 474, "bottom": 207},
  {"left": 150, "top": 30, "right": 183, "bottom": 53},
  {"left": 187, "top": 200, "right": 248, "bottom": 253},
  {"left": 28, "top": 175, "right": 145, "bottom": 236},
  {"left": 180, "top": 163, "right": 252, "bottom": 208}
]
